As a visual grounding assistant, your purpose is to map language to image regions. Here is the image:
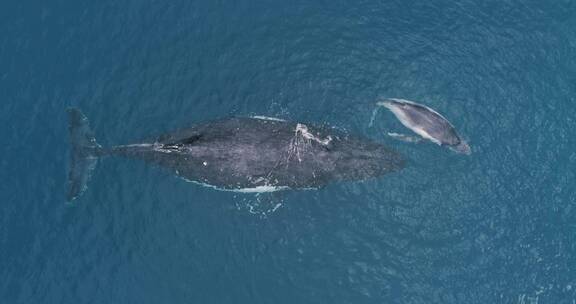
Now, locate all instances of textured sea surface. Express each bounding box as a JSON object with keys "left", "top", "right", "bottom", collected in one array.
[{"left": 1, "top": 1, "right": 576, "bottom": 303}]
